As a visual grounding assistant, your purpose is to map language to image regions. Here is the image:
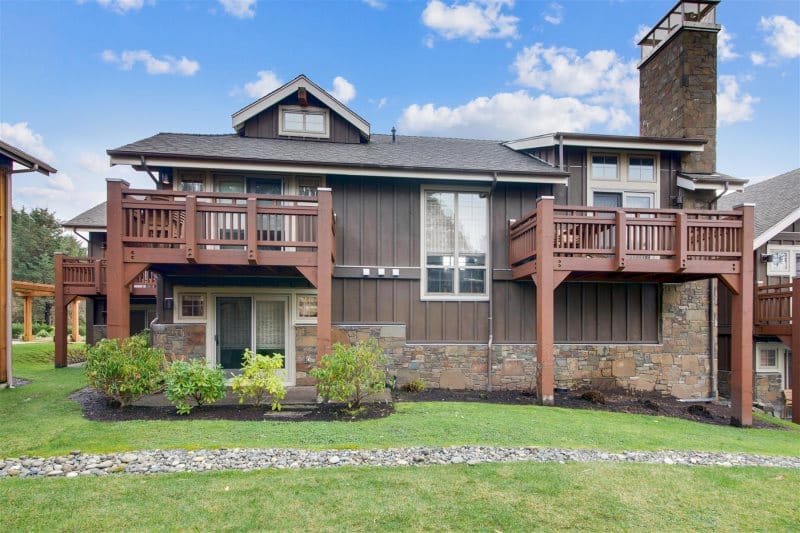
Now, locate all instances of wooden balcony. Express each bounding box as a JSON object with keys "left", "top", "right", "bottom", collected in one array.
[
  {"left": 755, "top": 281, "right": 796, "bottom": 340},
  {"left": 114, "top": 187, "right": 332, "bottom": 268},
  {"left": 509, "top": 198, "right": 746, "bottom": 283},
  {"left": 59, "top": 257, "right": 157, "bottom": 297}
]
